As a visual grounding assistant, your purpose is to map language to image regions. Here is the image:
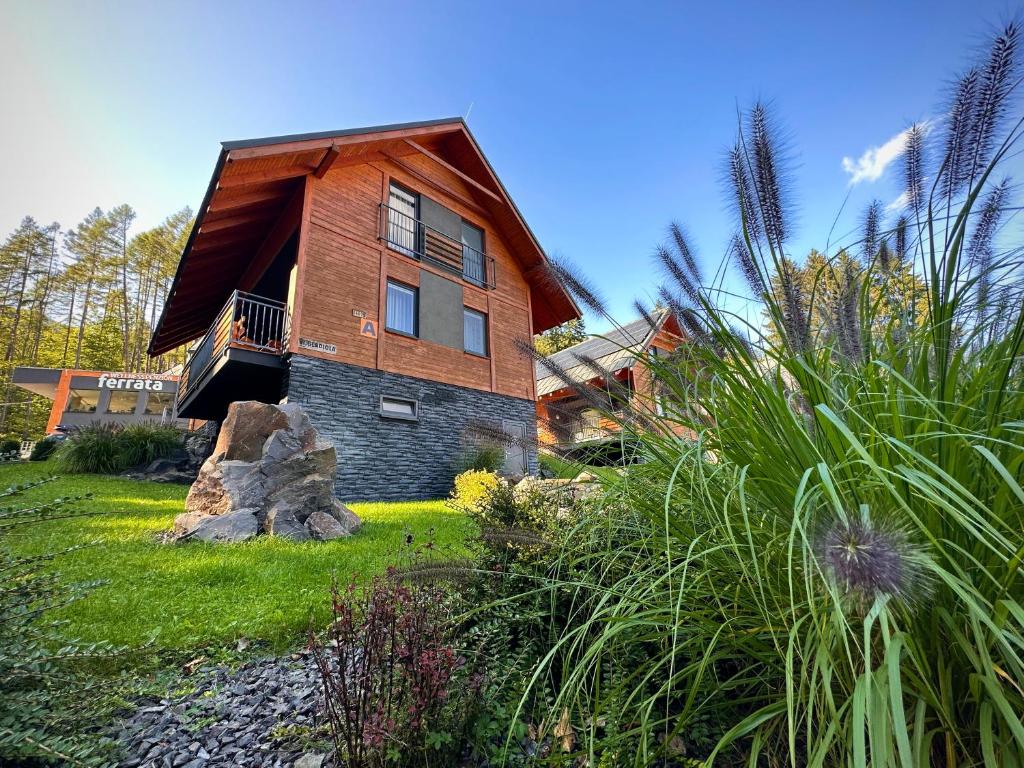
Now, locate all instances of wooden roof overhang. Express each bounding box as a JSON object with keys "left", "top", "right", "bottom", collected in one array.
[{"left": 148, "top": 118, "right": 580, "bottom": 355}]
